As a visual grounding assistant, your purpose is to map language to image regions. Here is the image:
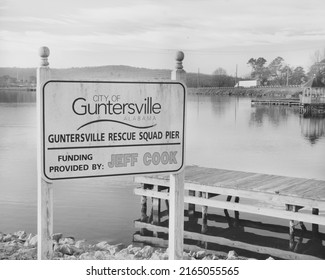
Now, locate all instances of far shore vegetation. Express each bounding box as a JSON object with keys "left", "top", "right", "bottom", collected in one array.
[{"left": 1, "top": 48, "right": 324, "bottom": 89}]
